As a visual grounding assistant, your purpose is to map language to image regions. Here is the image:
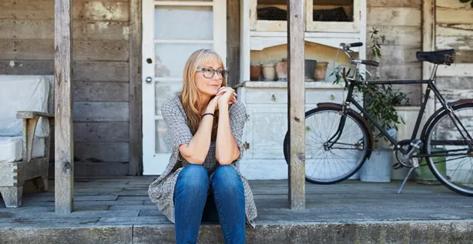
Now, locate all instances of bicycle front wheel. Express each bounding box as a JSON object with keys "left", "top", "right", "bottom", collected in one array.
[
  {"left": 424, "top": 102, "right": 473, "bottom": 196},
  {"left": 284, "top": 106, "right": 370, "bottom": 184}
]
